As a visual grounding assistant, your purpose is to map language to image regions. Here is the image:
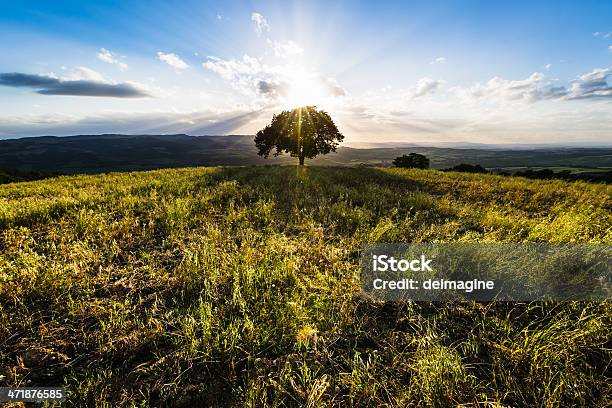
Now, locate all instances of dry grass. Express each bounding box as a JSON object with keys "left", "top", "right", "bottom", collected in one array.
[{"left": 0, "top": 166, "right": 610, "bottom": 407}]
